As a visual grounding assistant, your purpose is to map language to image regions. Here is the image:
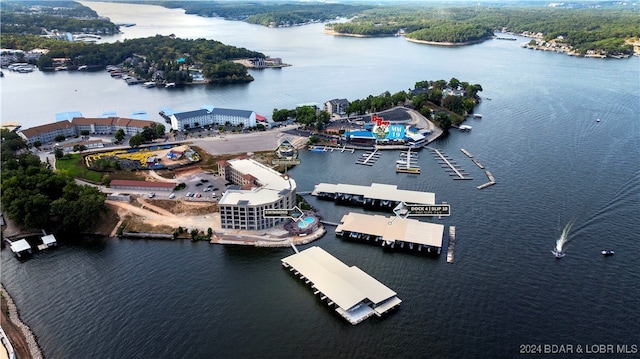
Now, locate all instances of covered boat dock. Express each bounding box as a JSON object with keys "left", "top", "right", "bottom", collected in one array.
[
  {"left": 336, "top": 212, "right": 444, "bottom": 254},
  {"left": 311, "top": 182, "right": 435, "bottom": 210},
  {"left": 281, "top": 246, "right": 401, "bottom": 325}
]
